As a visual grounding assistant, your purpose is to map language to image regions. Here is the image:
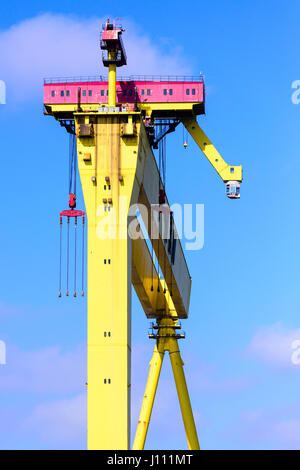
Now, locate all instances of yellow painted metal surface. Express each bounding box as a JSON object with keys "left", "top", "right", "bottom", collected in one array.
[
  {"left": 44, "top": 104, "right": 139, "bottom": 113},
  {"left": 108, "top": 53, "right": 116, "bottom": 107},
  {"left": 133, "top": 315, "right": 200, "bottom": 450},
  {"left": 168, "top": 336, "right": 200, "bottom": 450},
  {"left": 75, "top": 110, "right": 192, "bottom": 449},
  {"left": 42, "top": 22, "right": 233, "bottom": 452},
  {"left": 46, "top": 102, "right": 196, "bottom": 449},
  {"left": 44, "top": 102, "right": 201, "bottom": 119},
  {"left": 183, "top": 117, "right": 243, "bottom": 182},
  {"left": 138, "top": 165, "right": 192, "bottom": 318},
  {"left": 76, "top": 112, "right": 144, "bottom": 449},
  {"left": 132, "top": 340, "right": 165, "bottom": 449},
  {"left": 132, "top": 237, "right": 167, "bottom": 318},
  {"left": 138, "top": 102, "right": 200, "bottom": 118}
]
